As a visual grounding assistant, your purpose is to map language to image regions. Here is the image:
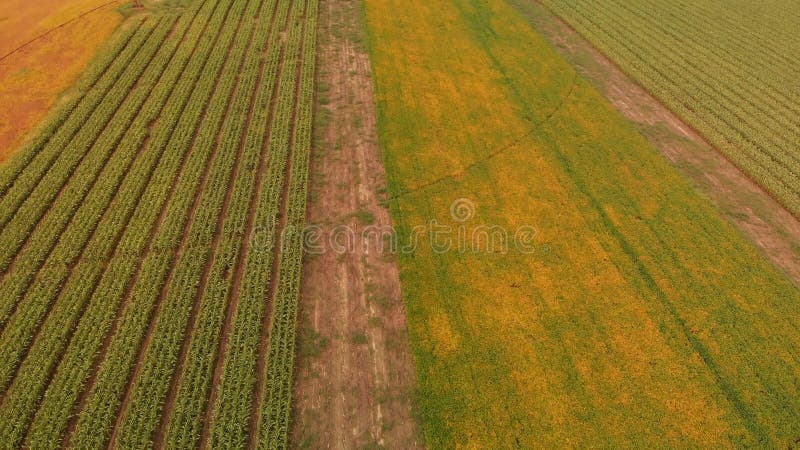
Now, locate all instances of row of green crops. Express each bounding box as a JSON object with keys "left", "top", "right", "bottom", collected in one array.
[
  {"left": 0, "top": 18, "right": 166, "bottom": 263},
  {"left": 163, "top": 0, "right": 294, "bottom": 447},
  {"left": 112, "top": 0, "right": 280, "bottom": 445},
  {"left": 541, "top": 0, "right": 800, "bottom": 216},
  {"left": 259, "top": 0, "right": 317, "bottom": 446},
  {"left": 0, "top": 13, "right": 182, "bottom": 392},
  {"left": 0, "top": 0, "right": 222, "bottom": 445},
  {"left": 0, "top": 0, "right": 320, "bottom": 447}
]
